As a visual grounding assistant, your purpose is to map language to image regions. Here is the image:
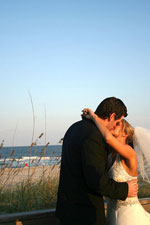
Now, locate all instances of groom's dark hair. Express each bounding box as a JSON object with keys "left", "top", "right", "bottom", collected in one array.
[{"left": 95, "top": 97, "right": 128, "bottom": 119}]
